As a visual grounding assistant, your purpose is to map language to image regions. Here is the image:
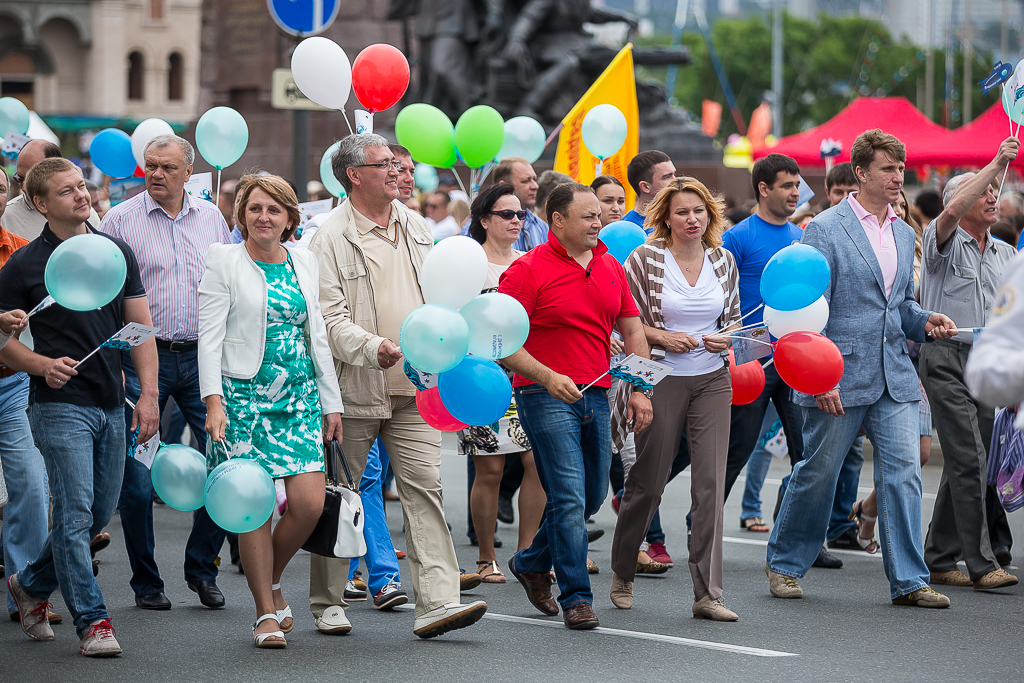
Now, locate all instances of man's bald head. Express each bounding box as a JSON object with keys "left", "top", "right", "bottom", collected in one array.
[{"left": 16, "top": 139, "right": 62, "bottom": 184}]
